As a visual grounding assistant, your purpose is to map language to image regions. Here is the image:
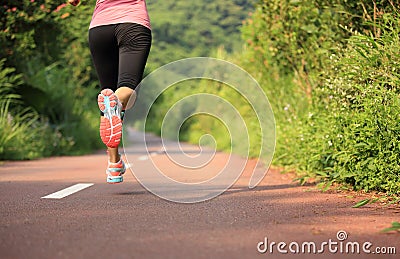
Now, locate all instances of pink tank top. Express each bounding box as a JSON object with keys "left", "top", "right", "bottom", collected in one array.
[{"left": 89, "top": 0, "right": 151, "bottom": 30}]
